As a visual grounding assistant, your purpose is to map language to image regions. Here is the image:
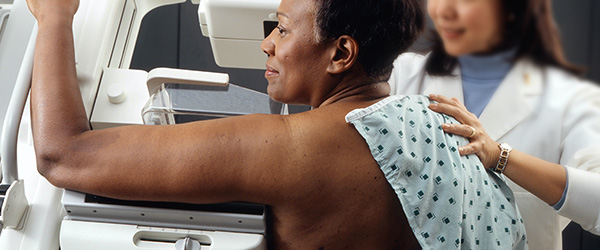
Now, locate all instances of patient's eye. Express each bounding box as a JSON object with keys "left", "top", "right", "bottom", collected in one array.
[{"left": 277, "top": 26, "right": 286, "bottom": 36}]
